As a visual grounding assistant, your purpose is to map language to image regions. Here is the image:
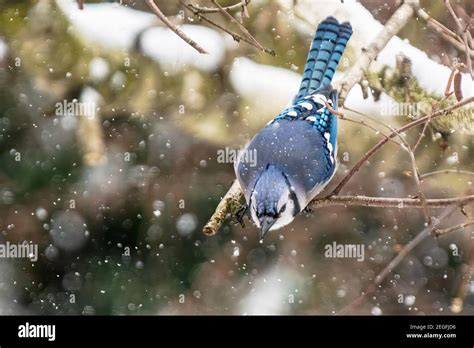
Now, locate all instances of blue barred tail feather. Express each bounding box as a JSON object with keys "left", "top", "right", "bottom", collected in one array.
[
  {"left": 295, "top": 16, "right": 353, "bottom": 101},
  {"left": 234, "top": 16, "right": 353, "bottom": 237}
]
